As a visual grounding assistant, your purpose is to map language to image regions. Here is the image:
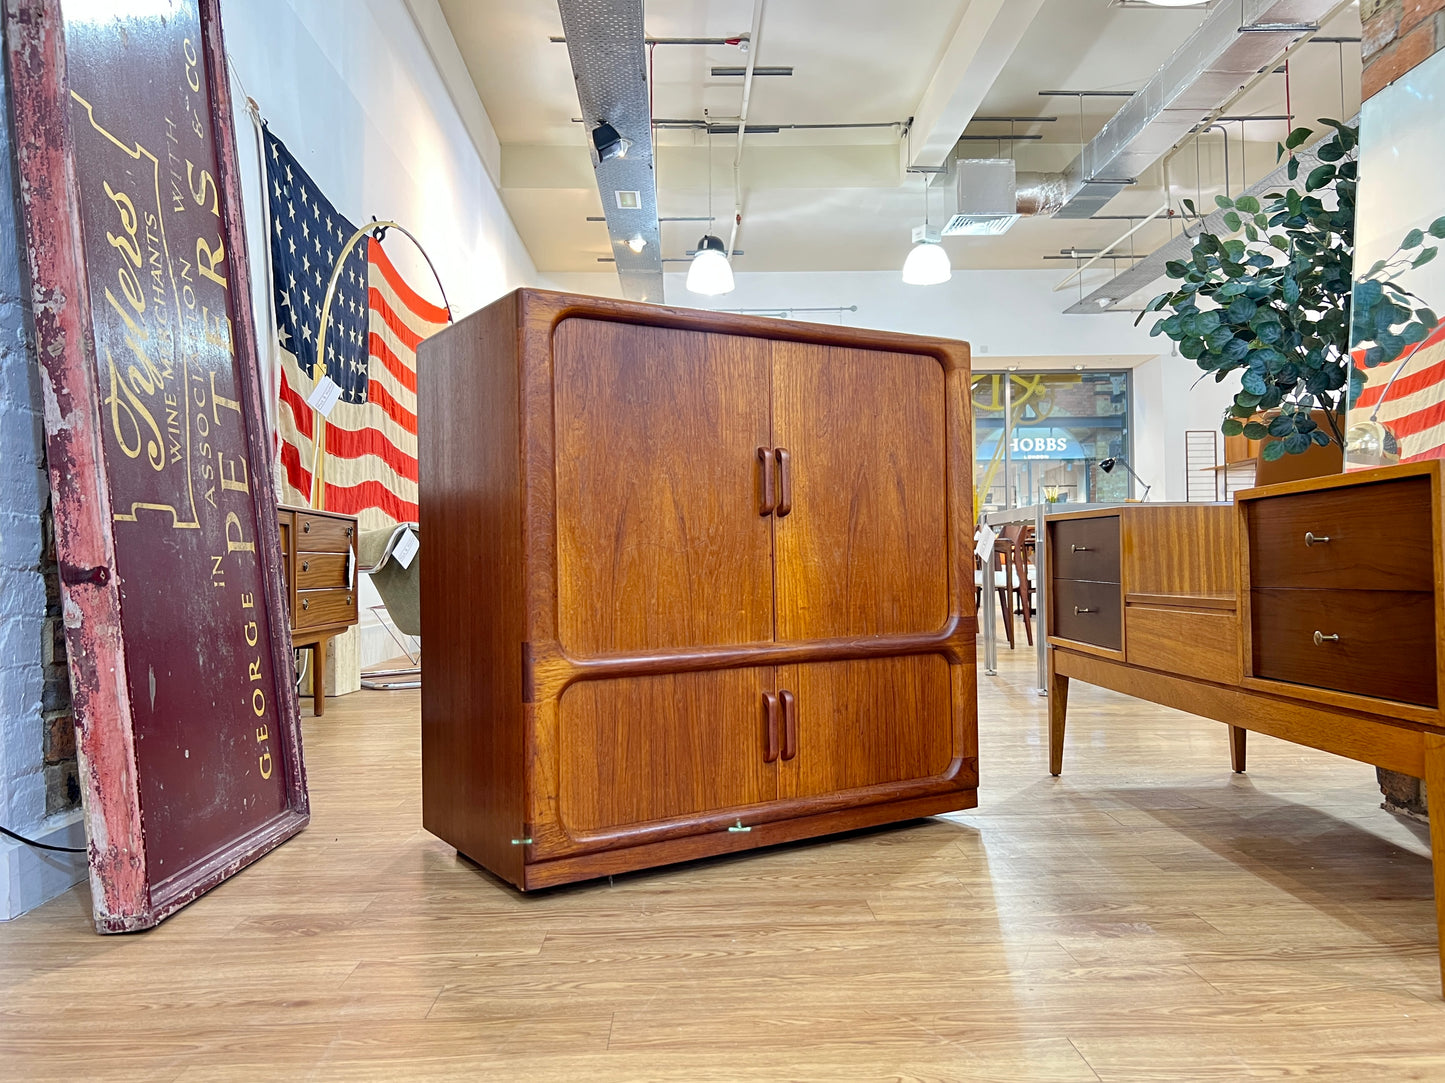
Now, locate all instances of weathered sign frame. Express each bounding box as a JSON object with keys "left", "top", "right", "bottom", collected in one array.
[{"left": 4, "top": 0, "right": 308, "bottom": 930}]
